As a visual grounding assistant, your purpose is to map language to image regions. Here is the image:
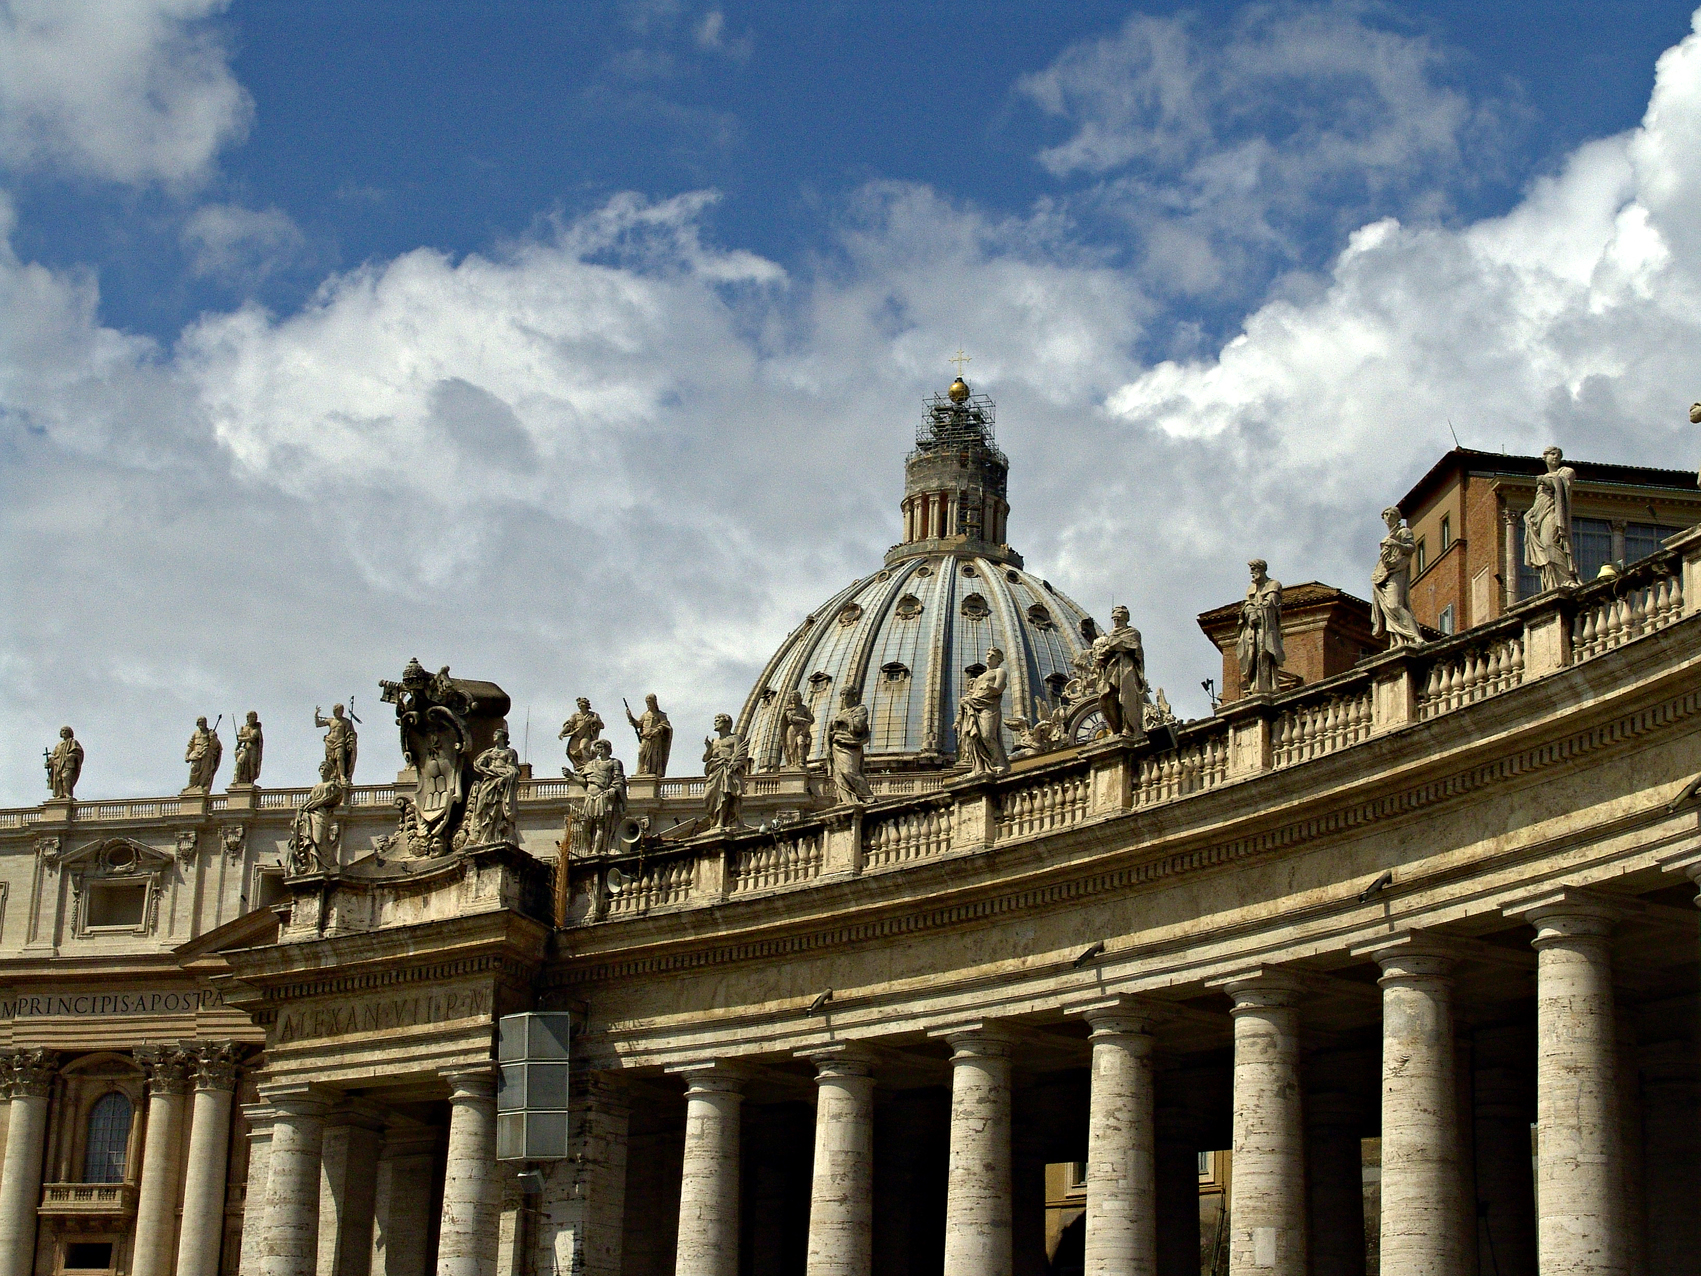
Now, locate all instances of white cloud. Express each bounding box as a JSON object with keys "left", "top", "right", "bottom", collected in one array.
[
  {"left": 181, "top": 204, "right": 304, "bottom": 282},
  {"left": 0, "top": 0, "right": 251, "bottom": 185}
]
